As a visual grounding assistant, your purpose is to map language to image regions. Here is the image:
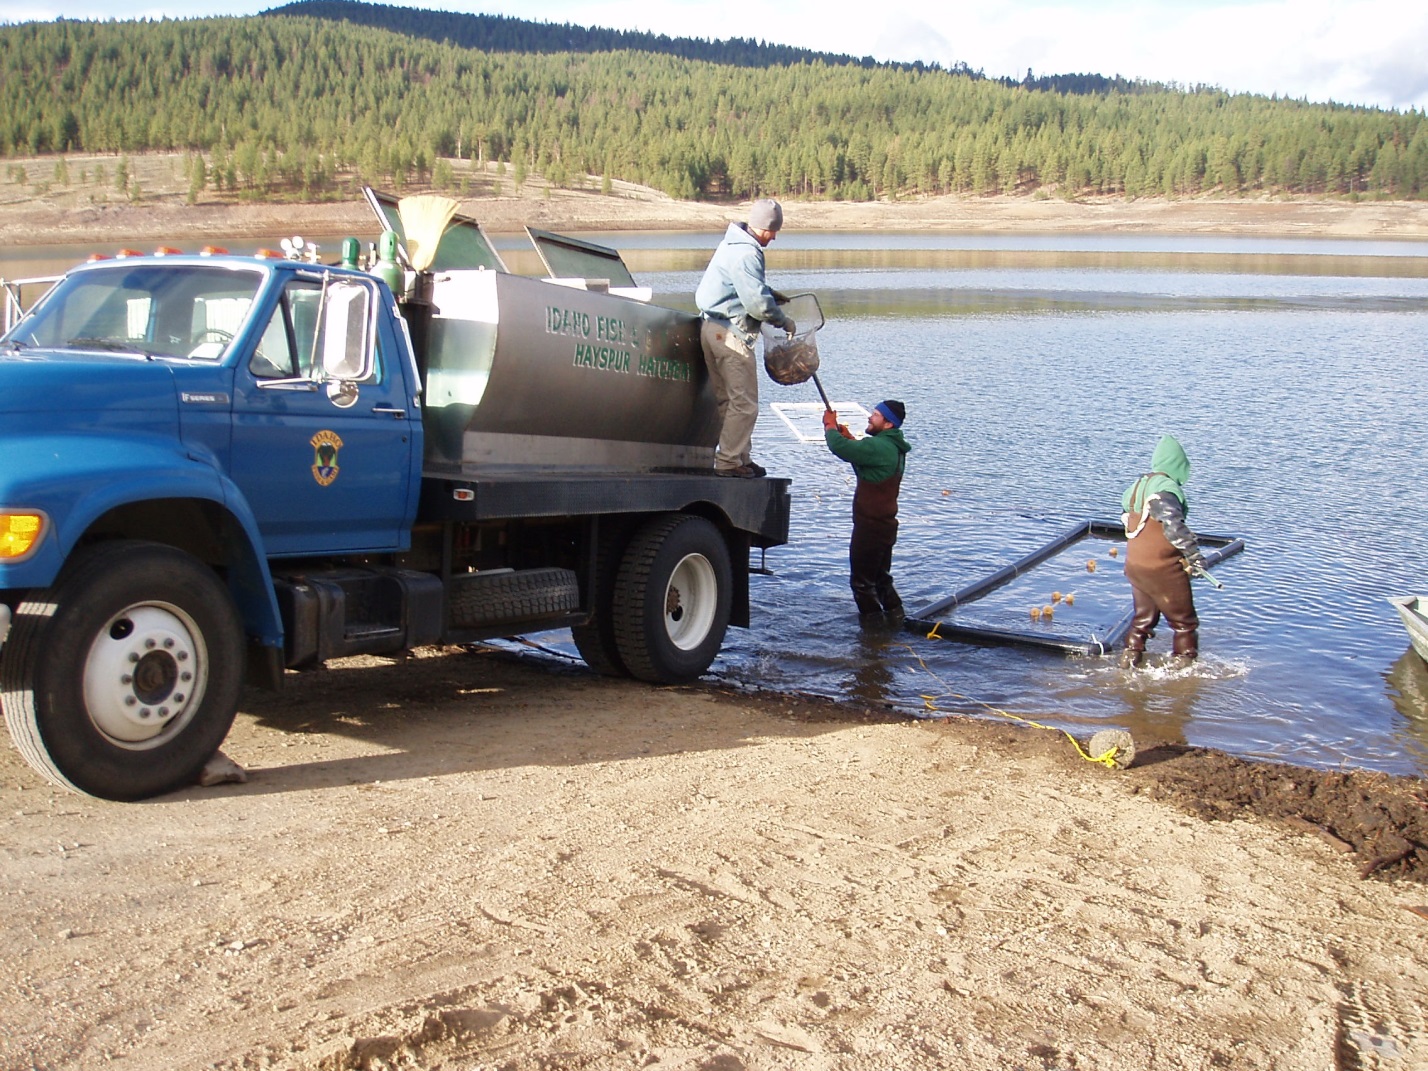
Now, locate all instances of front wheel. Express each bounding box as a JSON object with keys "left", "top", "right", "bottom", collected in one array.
[
  {"left": 1, "top": 541, "right": 245, "bottom": 801},
  {"left": 612, "top": 515, "right": 732, "bottom": 684}
]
